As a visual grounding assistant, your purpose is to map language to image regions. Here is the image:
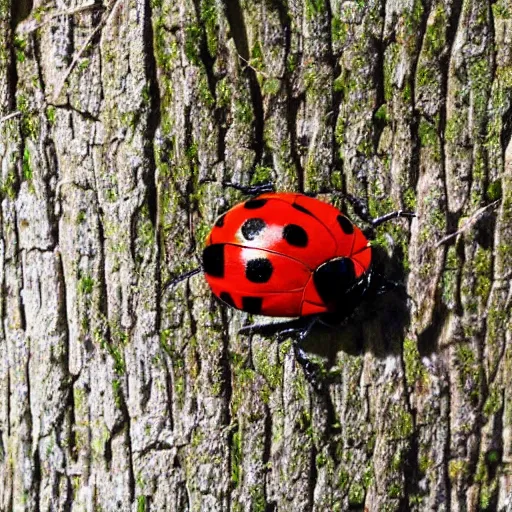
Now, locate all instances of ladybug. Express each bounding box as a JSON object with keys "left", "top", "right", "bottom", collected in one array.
[
  {"left": 202, "top": 192, "right": 373, "bottom": 320},
  {"left": 169, "top": 187, "right": 414, "bottom": 384}
]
